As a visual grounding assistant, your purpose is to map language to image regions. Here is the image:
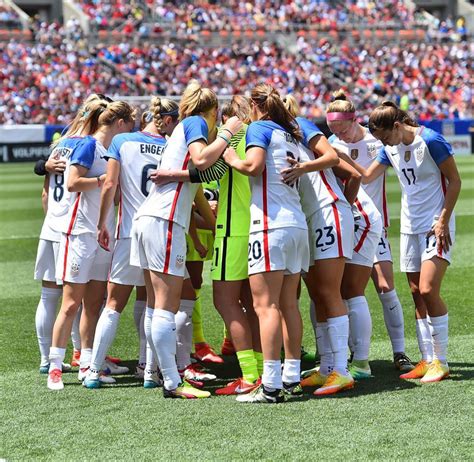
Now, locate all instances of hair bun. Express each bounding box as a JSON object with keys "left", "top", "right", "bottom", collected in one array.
[
  {"left": 381, "top": 101, "right": 397, "bottom": 108},
  {"left": 332, "top": 89, "right": 348, "bottom": 102}
]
